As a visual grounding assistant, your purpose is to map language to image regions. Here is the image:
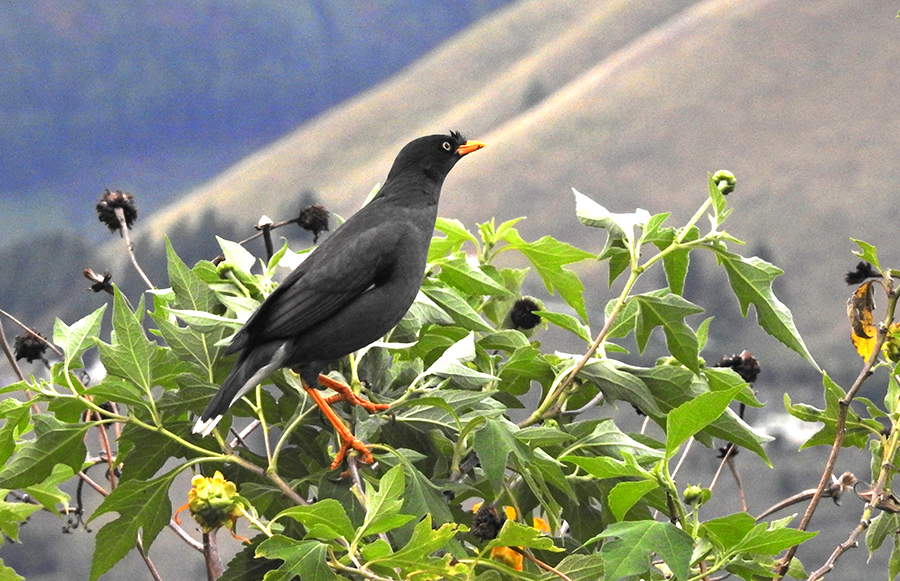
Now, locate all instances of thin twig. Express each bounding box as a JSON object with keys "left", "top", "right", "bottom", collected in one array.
[
  {"left": 114, "top": 206, "right": 154, "bottom": 289},
  {"left": 135, "top": 531, "right": 163, "bottom": 581},
  {"left": 169, "top": 519, "right": 204, "bottom": 552},
  {"left": 227, "top": 453, "right": 307, "bottom": 505},
  {"left": 726, "top": 456, "right": 747, "bottom": 512},
  {"left": 511, "top": 547, "right": 574, "bottom": 581},
  {"left": 0, "top": 315, "right": 27, "bottom": 385},
  {"left": 709, "top": 444, "right": 738, "bottom": 492},
  {"left": 671, "top": 437, "right": 694, "bottom": 479}
]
